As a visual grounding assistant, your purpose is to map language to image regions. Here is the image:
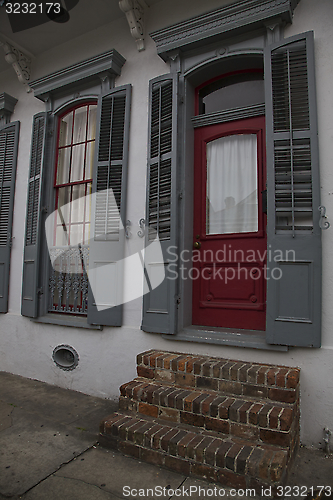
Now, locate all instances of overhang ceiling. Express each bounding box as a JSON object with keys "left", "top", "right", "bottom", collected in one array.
[{"left": 0, "top": 0, "right": 159, "bottom": 76}]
